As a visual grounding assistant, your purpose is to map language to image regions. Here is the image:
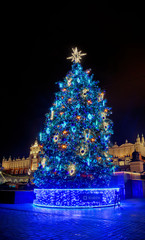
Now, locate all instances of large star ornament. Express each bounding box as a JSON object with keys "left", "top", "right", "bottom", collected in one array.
[{"left": 67, "top": 47, "right": 87, "bottom": 63}]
